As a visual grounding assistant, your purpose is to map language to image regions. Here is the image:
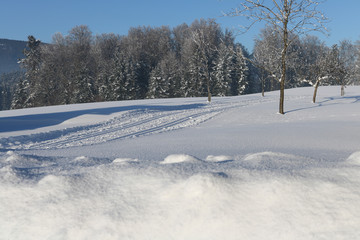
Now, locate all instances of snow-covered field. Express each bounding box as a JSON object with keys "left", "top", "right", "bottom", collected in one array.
[{"left": 1, "top": 86, "right": 360, "bottom": 239}]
